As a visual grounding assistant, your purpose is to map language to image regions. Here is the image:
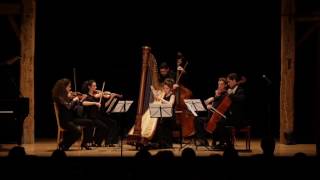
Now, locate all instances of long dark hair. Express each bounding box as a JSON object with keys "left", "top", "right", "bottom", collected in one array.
[
  {"left": 81, "top": 80, "right": 95, "bottom": 94},
  {"left": 52, "top": 78, "right": 71, "bottom": 102}
]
